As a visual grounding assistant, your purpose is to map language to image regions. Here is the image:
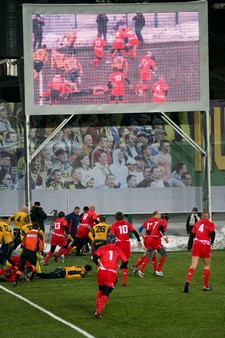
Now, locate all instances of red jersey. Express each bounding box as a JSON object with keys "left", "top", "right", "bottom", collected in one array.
[
  {"left": 112, "top": 29, "right": 126, "bottom": 50},
  {"left": 140, "top": 55, "right": 155, "bottom": 70},
  {"left": 109, "top": 71, "right": 127, "bottom": 96},
  {"left": 93, "top": 37, "right": 106, "bottom": 51},
  {"left": 152, "top": 80, "right": 168, "bottom": 103},
  {"left": 139, "top": 55, "right": 155, "bottom": 81},
  {"left": 192, "top": 219, "right": 216, "bottom": 245},
  {"left": 150, "top": 218, "right": 167, "bottom": 238},
  {"left": 144, "top": 217, "right": 167, "bottom": 249},
  {"left": 142, "top": 217, "right": 160, "bottom": 234},
  {"left": 76, "top": 210, "right": 99, "bottom": 238},
  {"left": 125, "top": 29, "right": 139, "bottom": 47},
  {"left": 110, "top": 220, "right": 134, "bottom": 242},
  {"left": 53, "top": 217, "right": 68, "bottom": 236},
  {"left": 95, "top": 243, "right": 127, "bottom": 273}
]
